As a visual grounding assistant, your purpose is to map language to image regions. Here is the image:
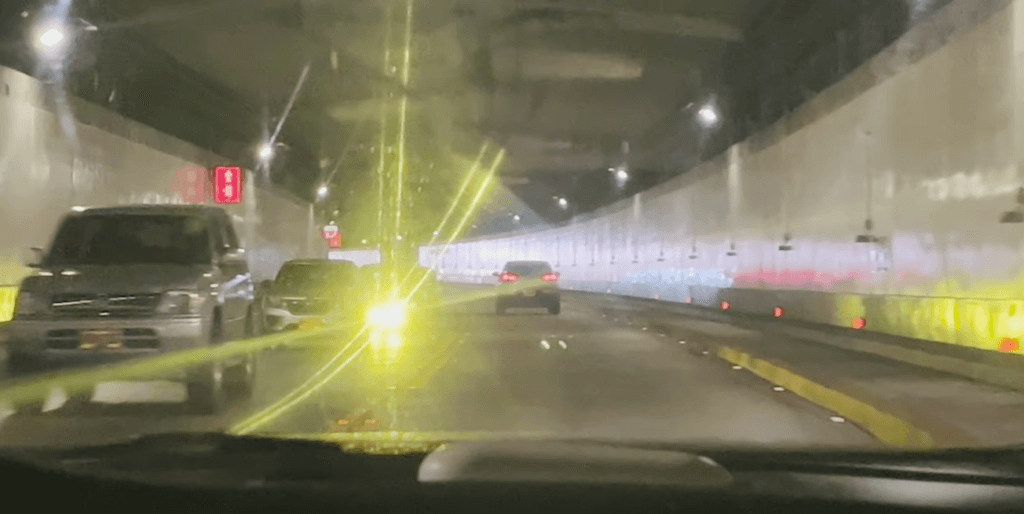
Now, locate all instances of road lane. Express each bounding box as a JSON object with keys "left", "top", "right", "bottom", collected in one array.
[
  {"left": 361, "top": 291, "right": 880, "bottom": 447},
  {"left": 0, "top": 288, "right": 879, "bottom": 449},
  {"left": 0, "top": 347, "right": 355, "bottom": 448}
]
